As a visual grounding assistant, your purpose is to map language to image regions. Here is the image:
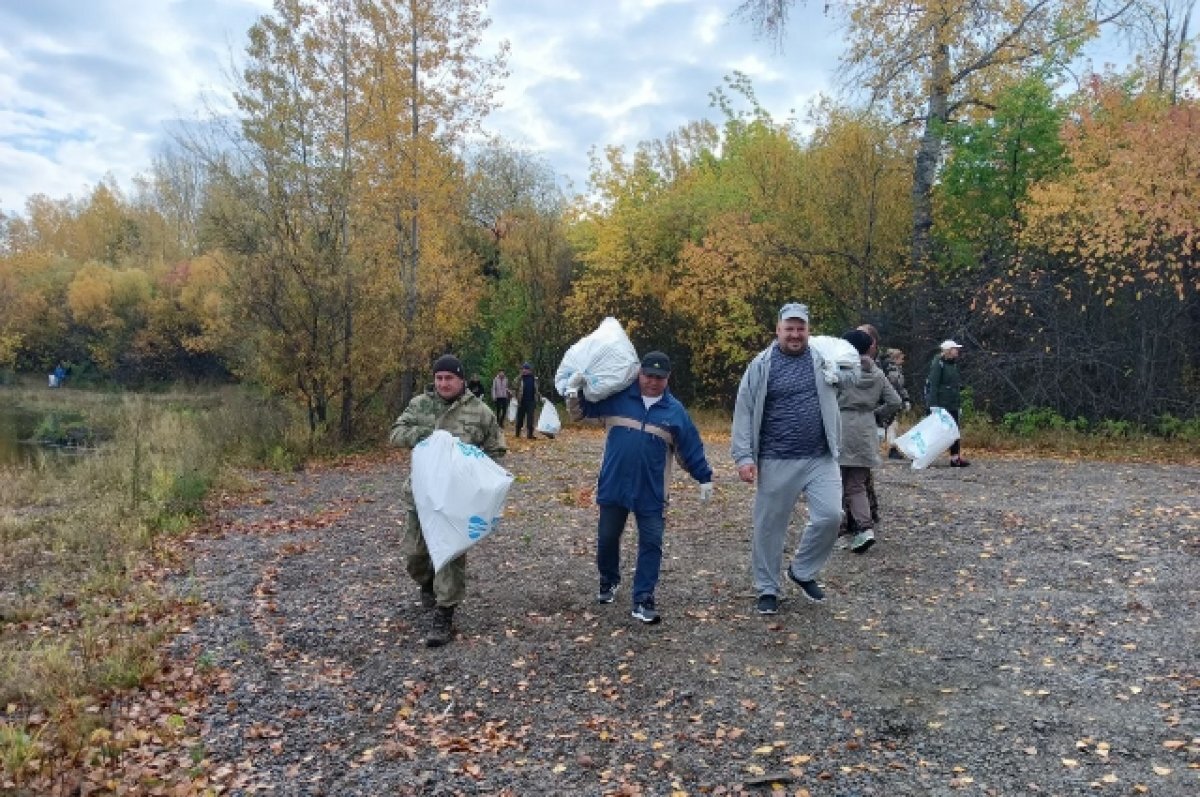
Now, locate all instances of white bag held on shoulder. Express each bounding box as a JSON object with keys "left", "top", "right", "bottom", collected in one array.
[
  {"left": 410, "top": 430, "right": 514, "bottom": 572},
  {"left": 808, "top": 335, "right": 861, "bottom": 368},
  {"left": 895, "top": 407, "right": 960, "bottom": 470},
  {"left": 554, "top": 317, "right": 640, "bottom": 401},
  {"left": 808, "top": 335, "right": 862, "bottom": 384},
  {"left": 536, "top": 398, "right": 561, "bottom": 437}
]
